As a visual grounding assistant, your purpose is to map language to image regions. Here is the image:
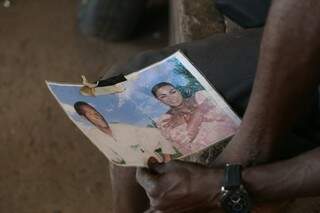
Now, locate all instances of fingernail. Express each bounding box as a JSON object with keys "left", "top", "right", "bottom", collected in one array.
[
  {"left": 147, "top": 157, "right": 160, "bottom": 167},
  {"left": 147, "top": 157, "right": 163, "bottom": 172}
]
